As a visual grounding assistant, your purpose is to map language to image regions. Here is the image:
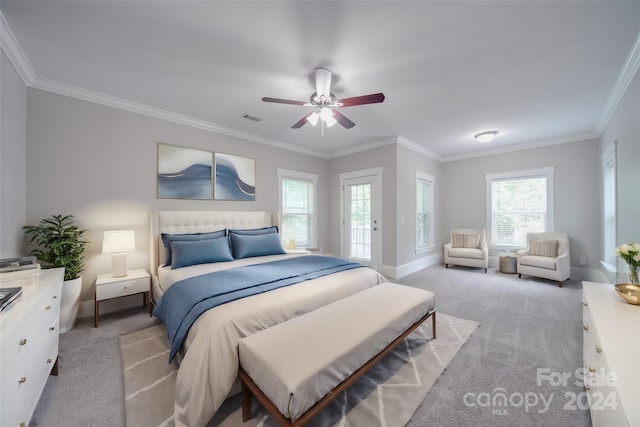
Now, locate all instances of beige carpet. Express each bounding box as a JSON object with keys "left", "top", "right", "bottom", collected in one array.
[{"left": 120, "top": 313, "right": 479, "bottom": 427}]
